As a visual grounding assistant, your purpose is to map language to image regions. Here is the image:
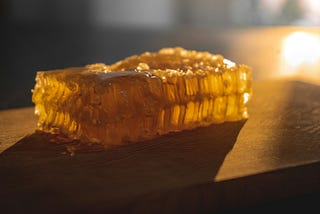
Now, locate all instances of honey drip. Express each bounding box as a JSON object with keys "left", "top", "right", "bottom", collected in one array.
[{"left": 32, "top": 47, "right": 252, "bottom": 149}]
